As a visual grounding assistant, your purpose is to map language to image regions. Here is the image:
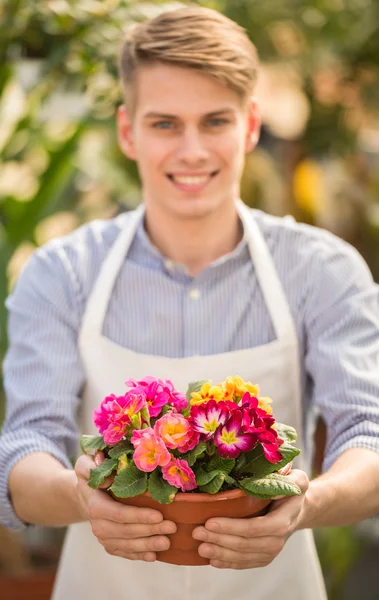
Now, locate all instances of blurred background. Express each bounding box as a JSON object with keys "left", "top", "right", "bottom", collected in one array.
[{"left": 0, "top": 0, "right": 378, "bottom": 598}]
